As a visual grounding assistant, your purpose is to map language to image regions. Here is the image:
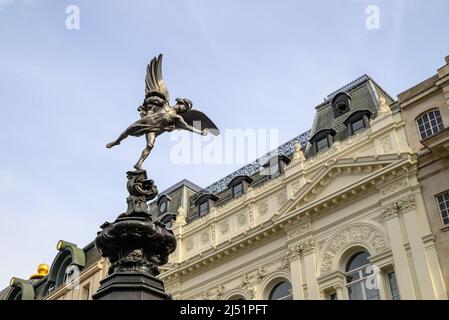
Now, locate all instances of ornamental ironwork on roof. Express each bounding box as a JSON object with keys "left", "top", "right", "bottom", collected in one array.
[{"left": 203, "top": 130, "right": 310, "bottom": 195}]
